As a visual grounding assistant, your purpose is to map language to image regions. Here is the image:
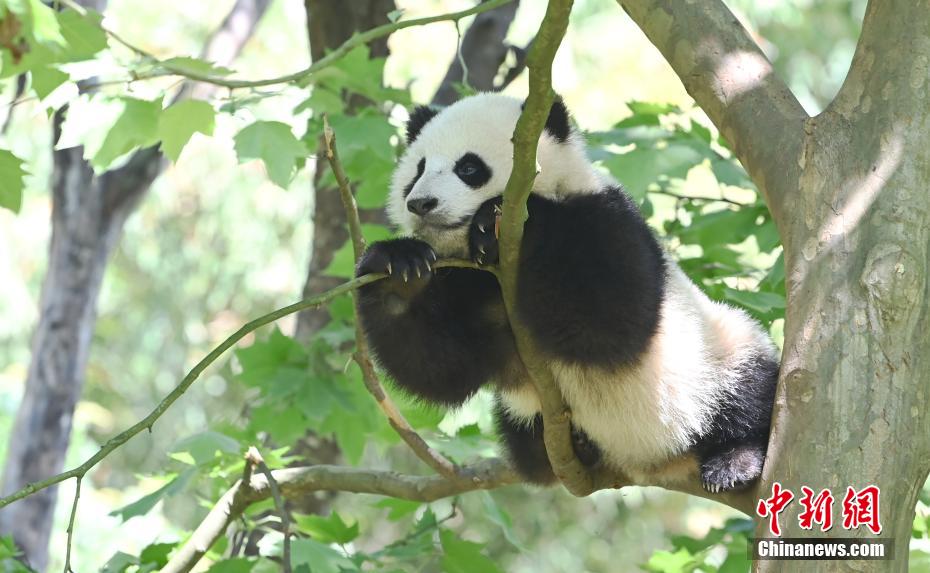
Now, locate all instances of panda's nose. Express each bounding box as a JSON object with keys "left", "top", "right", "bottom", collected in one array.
[{"left": 407, "top": 197, "right": 438, "bottom": 216}]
